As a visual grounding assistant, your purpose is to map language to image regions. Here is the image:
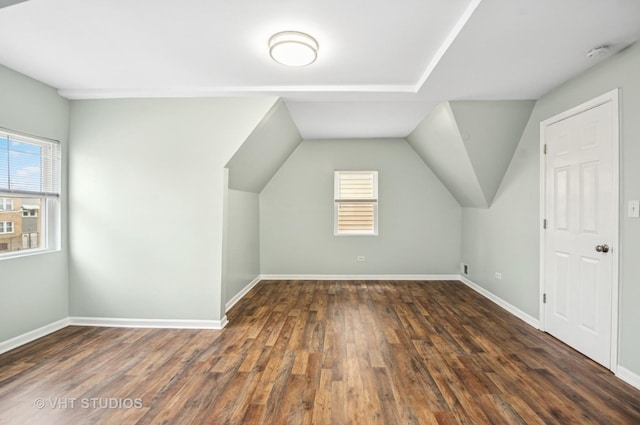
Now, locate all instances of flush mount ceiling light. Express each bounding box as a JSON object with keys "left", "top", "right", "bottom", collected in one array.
[{"left": 269, "top": 31, "right": 318, "bottom": 67}]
